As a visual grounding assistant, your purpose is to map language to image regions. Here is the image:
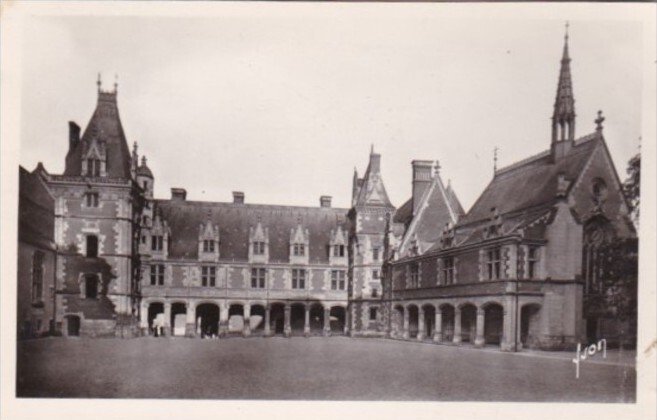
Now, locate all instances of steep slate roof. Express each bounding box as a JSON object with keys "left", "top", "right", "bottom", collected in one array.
[
  {"left": 397, "top": 173, "right": 462, "bottom": 256},
  {"left": 155, "top": 200, "right": 350, "bottom": 263},
  {"left": 18, "top": 166, "right": 55, "bottom": 250},
  {"left": 64, "top": 89, "right": 132, "bottom": 179},
  {"left": 459, "top": 133, "right": 600, "bottom": 225}
]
